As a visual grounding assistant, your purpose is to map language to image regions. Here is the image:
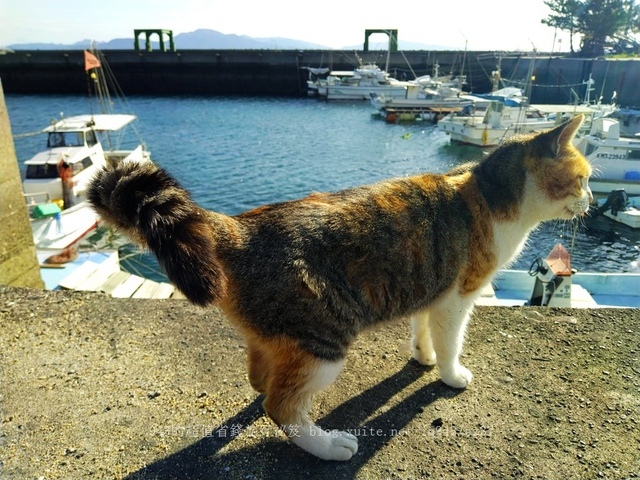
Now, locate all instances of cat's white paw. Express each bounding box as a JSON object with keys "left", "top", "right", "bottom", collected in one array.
[
  {"left": 412, "top": 346, "right": 437, "bottom": 366},
  {"left": 440, "top": 365, "right": 473, "bottom": 389},
  {"left": 291, "top": 425, "right": 358, "bottom": 461}
]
